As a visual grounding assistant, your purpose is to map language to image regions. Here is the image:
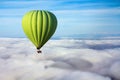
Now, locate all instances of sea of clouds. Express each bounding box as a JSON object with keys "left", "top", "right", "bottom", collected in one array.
[{"left": 0, "top": 38, "right": 120, "bottom": 80}]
